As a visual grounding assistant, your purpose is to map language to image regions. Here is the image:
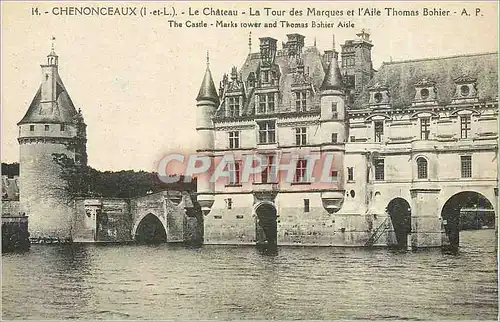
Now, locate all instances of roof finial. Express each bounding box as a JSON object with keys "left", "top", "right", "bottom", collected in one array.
[
  {"left": 51, "top": 36, "right": 56, "bottom": 51},
  {"left": 248, "top": 32, "right": 252, "bottom": 53},
  {"left": 314, "top": 37, "right": 317, "bottom": 47},
  {"left": 332, "top": 35, "right": 336, "bottom": 51},
  {"left": 206, "top": 50, "right": 210, "bottom": 67}
]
